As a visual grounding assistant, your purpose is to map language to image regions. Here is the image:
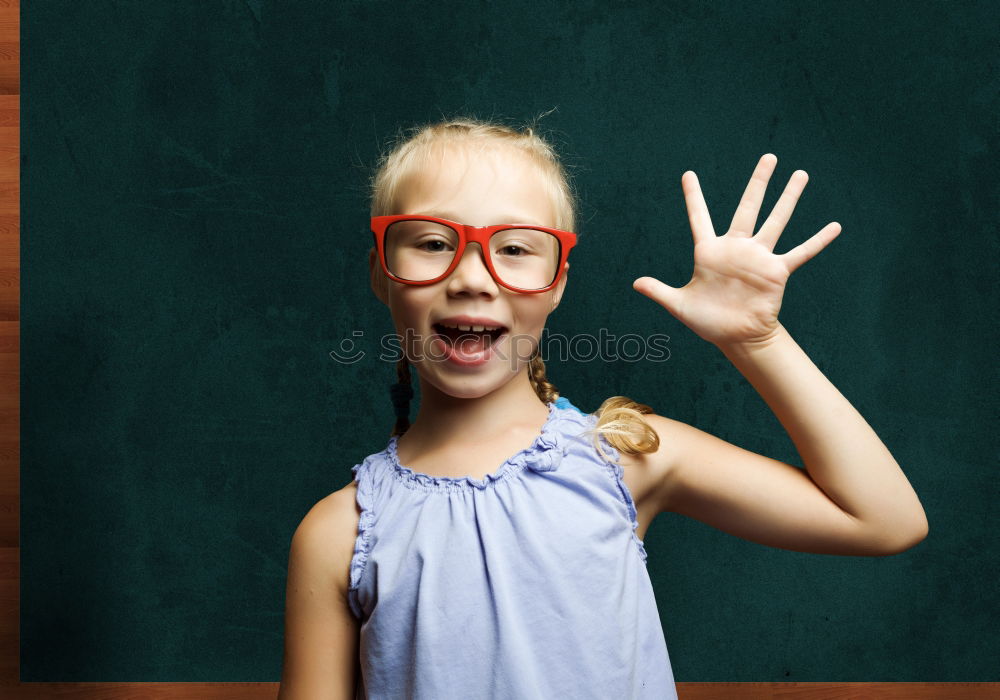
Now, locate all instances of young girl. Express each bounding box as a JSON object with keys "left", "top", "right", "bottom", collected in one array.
[{"left": 278, "top": 117, "right": 929, "bottom": 699}]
